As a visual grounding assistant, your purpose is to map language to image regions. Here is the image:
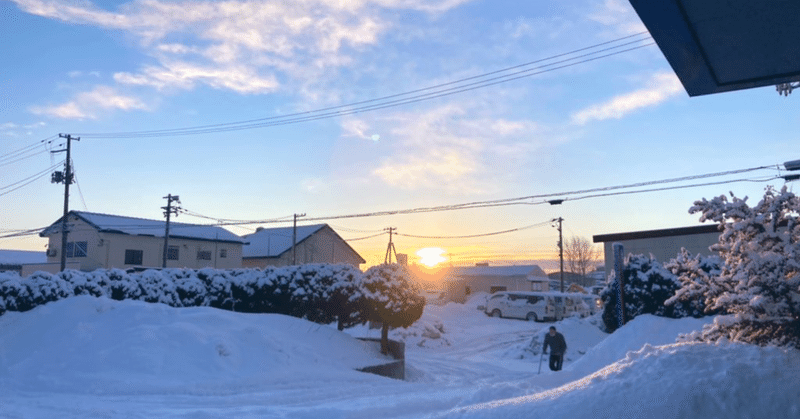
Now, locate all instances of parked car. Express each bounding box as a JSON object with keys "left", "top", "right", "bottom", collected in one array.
[
  {"left": 580, "top": 295, "right": 603, "bottom": 315},
  {"left": 484, "top": 291, "right": 553, "bottom": 321}
]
